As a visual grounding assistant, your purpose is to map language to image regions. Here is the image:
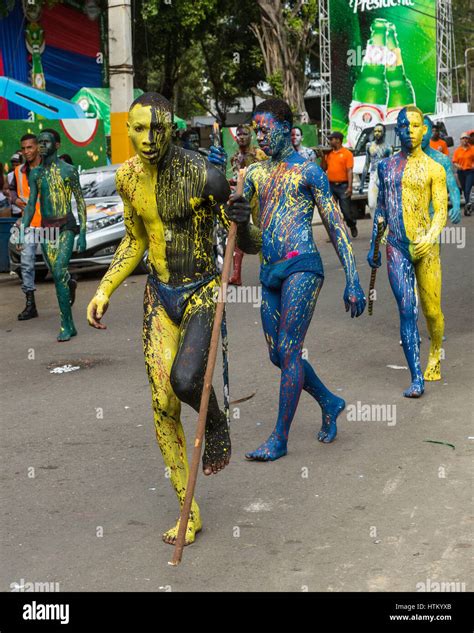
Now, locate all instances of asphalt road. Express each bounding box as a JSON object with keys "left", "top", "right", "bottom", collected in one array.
[{"left": 1, "top": 218, "right": 472, "bottom": 593}]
